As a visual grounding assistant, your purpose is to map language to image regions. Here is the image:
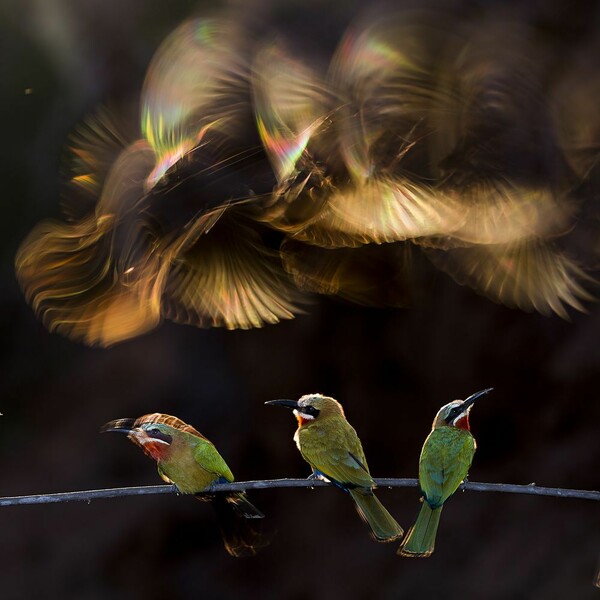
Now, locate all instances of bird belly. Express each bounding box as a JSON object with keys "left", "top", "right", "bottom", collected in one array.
[{"left": 158, "top": 456, "right": 217, "bottom": 494}]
